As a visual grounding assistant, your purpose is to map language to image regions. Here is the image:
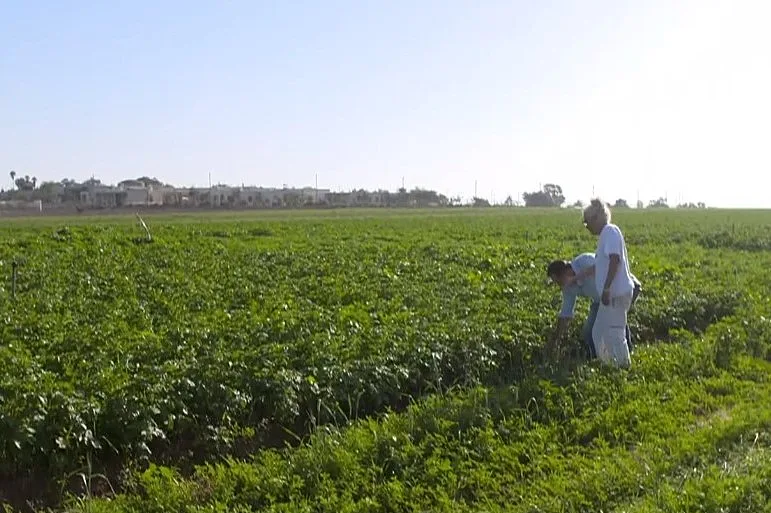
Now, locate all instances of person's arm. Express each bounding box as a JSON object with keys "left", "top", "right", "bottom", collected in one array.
[
  {"left": 602, "top": 255, "right": 620, "bottom": 292},
  {"left": 599, "top": 228, "right": 624, "bottom": 299},
  {"left": 549, "top": 290, "right": 577, "bottom": 344}
]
